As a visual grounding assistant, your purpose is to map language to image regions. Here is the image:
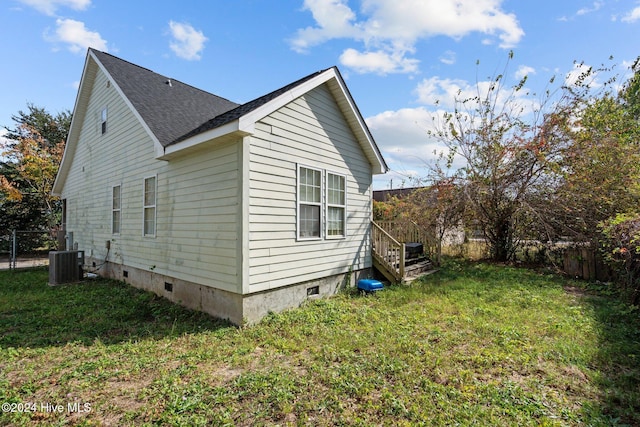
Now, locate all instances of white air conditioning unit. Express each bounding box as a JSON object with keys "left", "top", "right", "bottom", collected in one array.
[{"left": 49, "top": 250, "right": 84, "bottom": 285}]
